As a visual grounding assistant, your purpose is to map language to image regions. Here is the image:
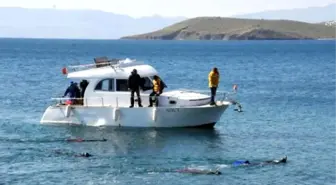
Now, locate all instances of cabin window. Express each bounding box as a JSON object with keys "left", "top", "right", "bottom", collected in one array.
[
  {"left": 95, "top": 79, "right": 114, "bottom": 91},
  {"left": 141, "top": 77, "right": 153, "bottom": 90},
  {"left": 116, "top": 79, "right": 128, "bottom": 91}
]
